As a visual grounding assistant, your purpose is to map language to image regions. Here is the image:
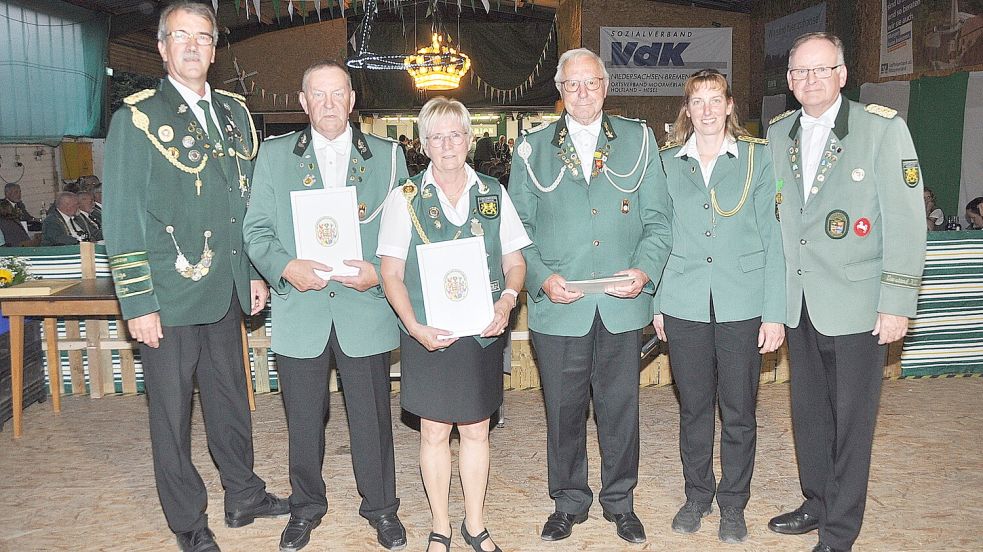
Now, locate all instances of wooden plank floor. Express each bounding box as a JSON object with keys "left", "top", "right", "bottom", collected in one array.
[{"left": 1, "top": 378, "right": 981, "bottom": 551}]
